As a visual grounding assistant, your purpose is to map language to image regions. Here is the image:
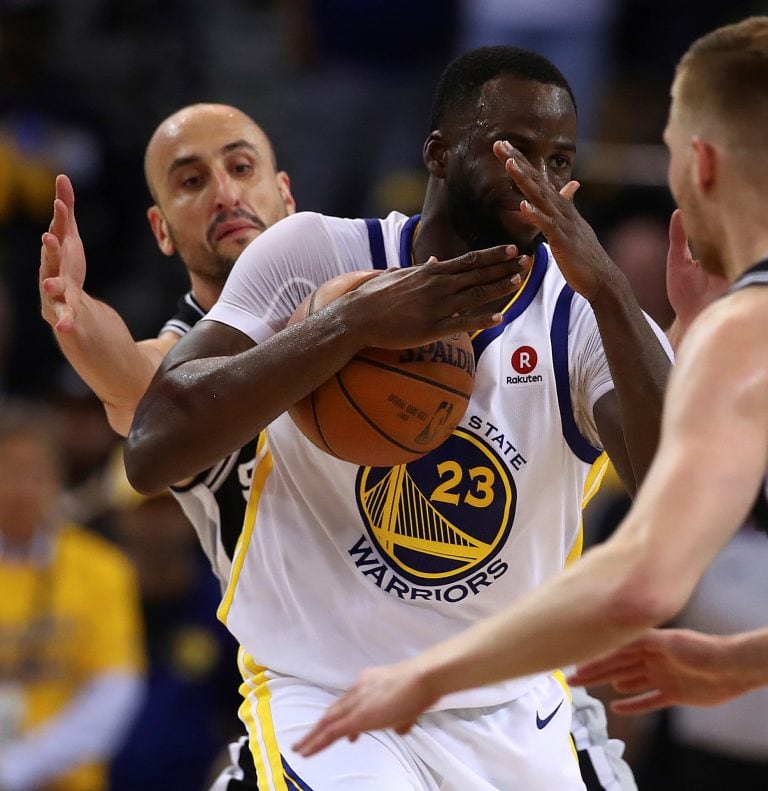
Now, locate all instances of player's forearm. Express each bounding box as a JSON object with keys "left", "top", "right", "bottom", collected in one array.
[
  {"left": 125, "top": 310, "right": 364, "bottom": 493},
  {"left": 590, "top": 274, "right": 671, "bottom": 492},
  {"left": 53, "top": 295, "right": 161, "bottom": 435},
  {"left": 418, "top": 538, "right": 660, "bottom": 700}
]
